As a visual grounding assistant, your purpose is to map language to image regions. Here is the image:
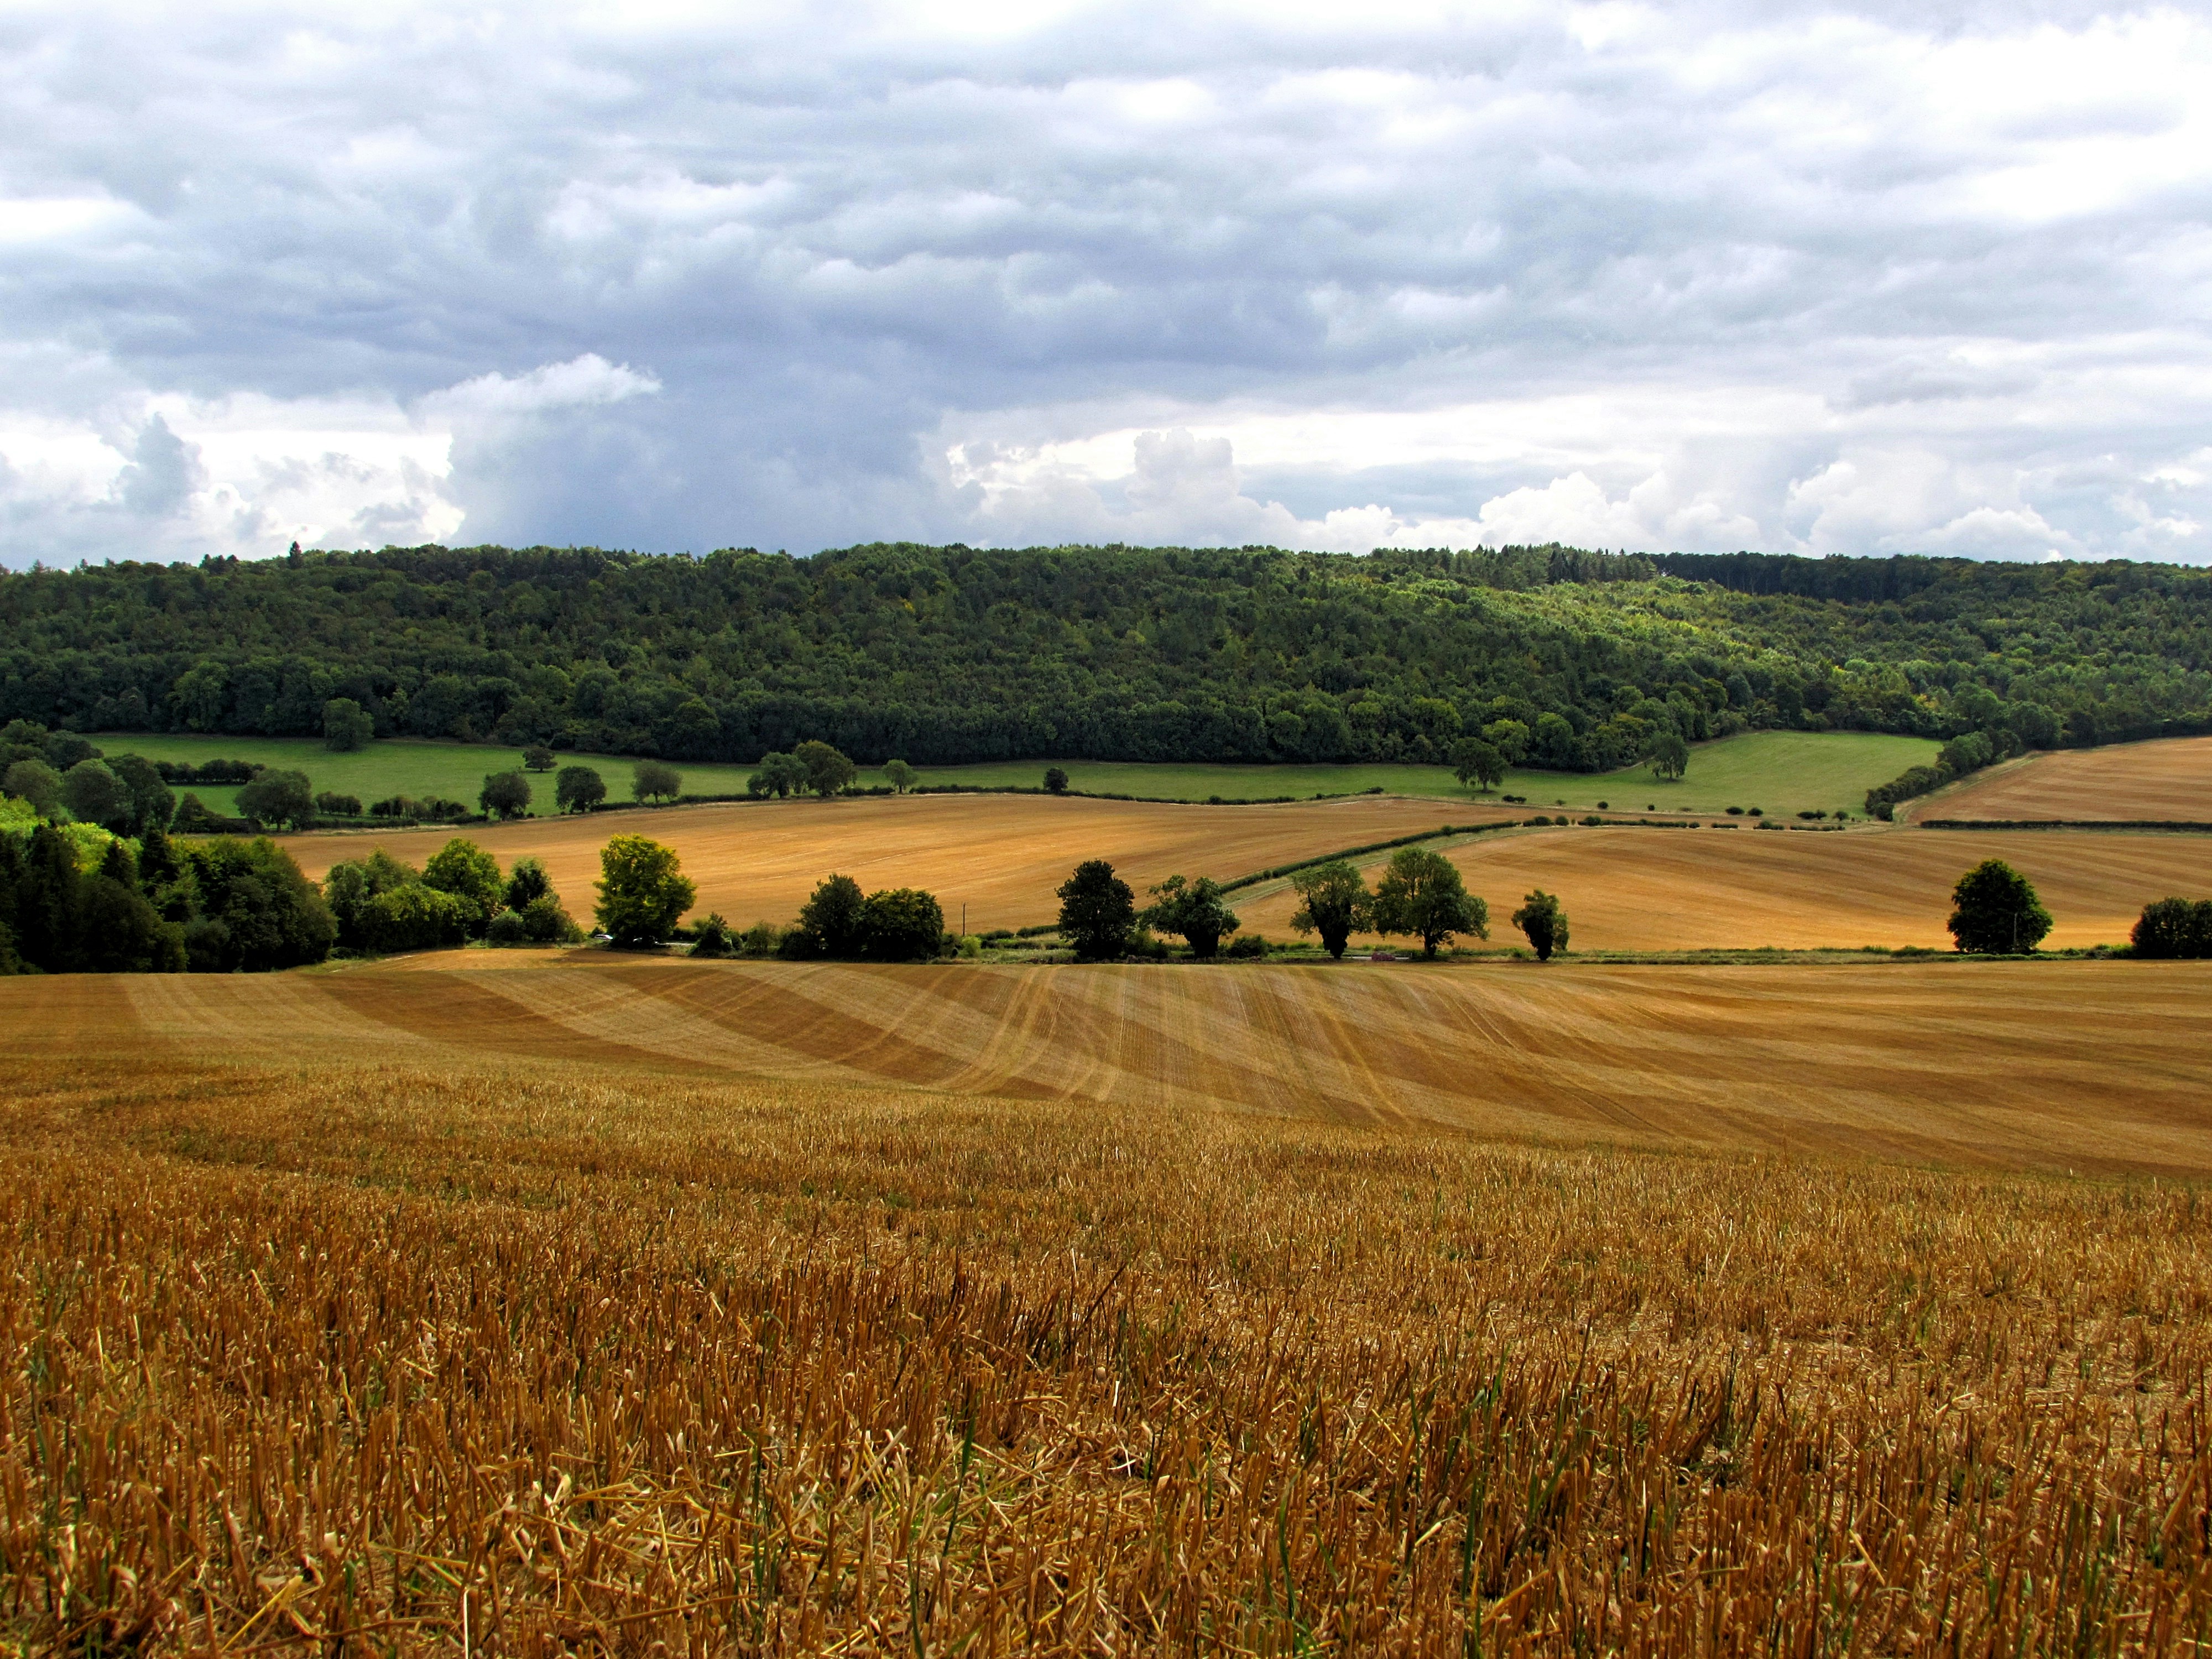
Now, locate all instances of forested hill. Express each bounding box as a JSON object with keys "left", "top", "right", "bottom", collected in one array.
[{"left": 4, "top": 542, "right": 2209, "bottom": 771}]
